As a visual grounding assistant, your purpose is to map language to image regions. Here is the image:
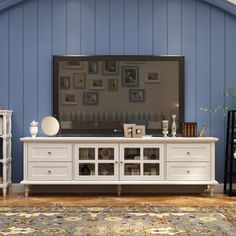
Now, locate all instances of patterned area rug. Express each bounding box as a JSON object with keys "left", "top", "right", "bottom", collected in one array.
[{"left": 0, "top": 205, "right": 236, "bottom": 235}]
